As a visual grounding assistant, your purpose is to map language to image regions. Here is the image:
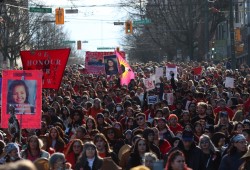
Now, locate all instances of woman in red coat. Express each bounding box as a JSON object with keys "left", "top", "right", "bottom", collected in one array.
[{"left": 64, "top": 139, "right": 83, "bottom": 169}]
